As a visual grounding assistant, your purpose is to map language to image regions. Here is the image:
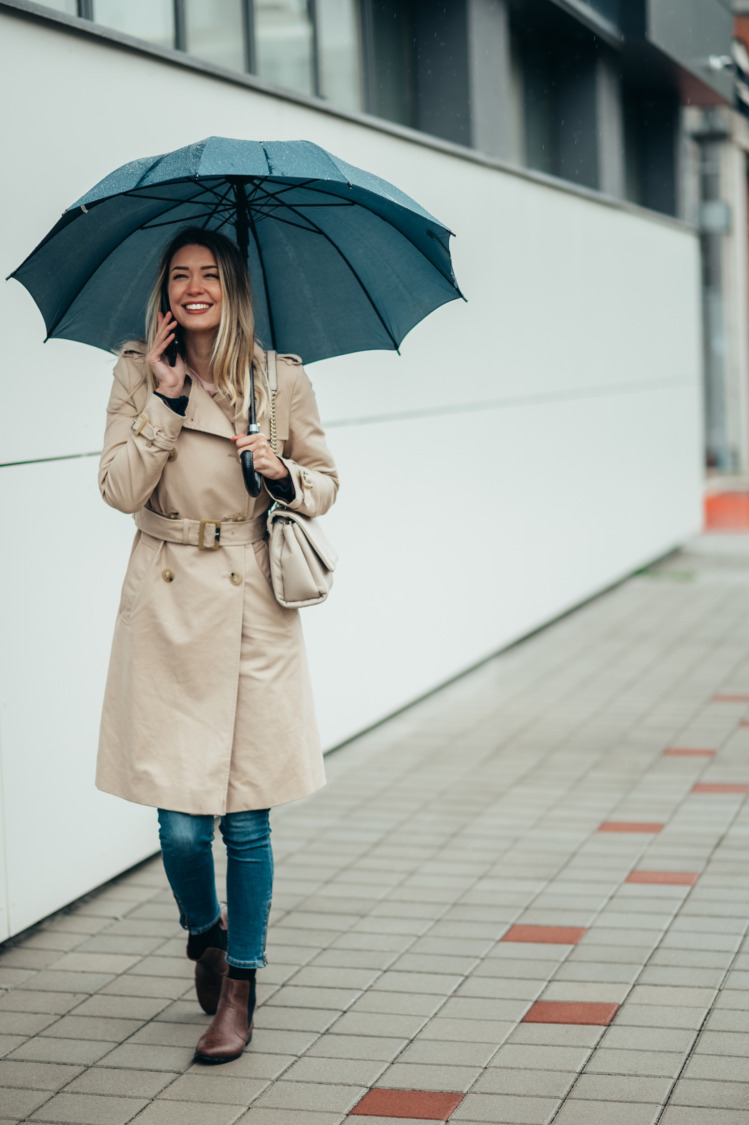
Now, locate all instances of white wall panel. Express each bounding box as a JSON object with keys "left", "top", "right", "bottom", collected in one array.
[
  {"left": 0, "top": 459, "right": 156, "bottom": 934},
  {"left": 0, "top": 11, "right": 704, "bottom": 936}
]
